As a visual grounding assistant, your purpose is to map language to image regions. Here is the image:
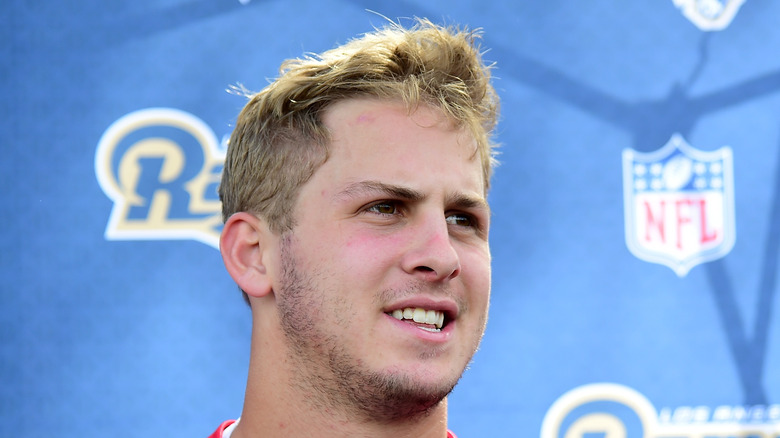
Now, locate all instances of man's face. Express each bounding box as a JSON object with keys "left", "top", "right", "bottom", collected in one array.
[{"left": 273, "top": 98, "right": 491, "bottom": 420}]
